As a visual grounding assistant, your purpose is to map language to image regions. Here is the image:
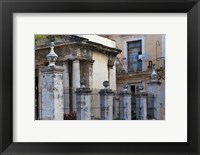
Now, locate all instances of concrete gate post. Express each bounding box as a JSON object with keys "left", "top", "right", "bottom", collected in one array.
[
  {"left": 99, "top": 81, "right": 114, "bottom": 120},
  {"left": 135, "top": 92, "right": 148, "bottom": 120},
  {"left": 41, "top": 41, "right": 64, "bottom": 120},
  {"left": 119, "top": 84, "right": 131, "bottom": 120},
  {"left": 76, "top": 77, "right": 92, "bottom": 120},
  {"left": 113, "top": 93, "right": 120, "bottom": 119},
  {"left": 147, "top": 65, "right": 161, "bottom": 120}
]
